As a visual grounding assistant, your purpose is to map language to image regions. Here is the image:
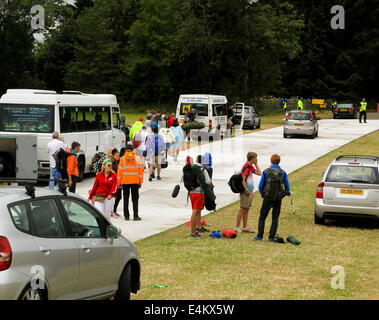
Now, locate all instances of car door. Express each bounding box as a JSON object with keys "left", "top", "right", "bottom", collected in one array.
[
  {"left": 29, "top": 197, "right": 79, "bottom": 300},
  {"left": 58, "top": 197, "right": 119, "bottom": 299}
]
